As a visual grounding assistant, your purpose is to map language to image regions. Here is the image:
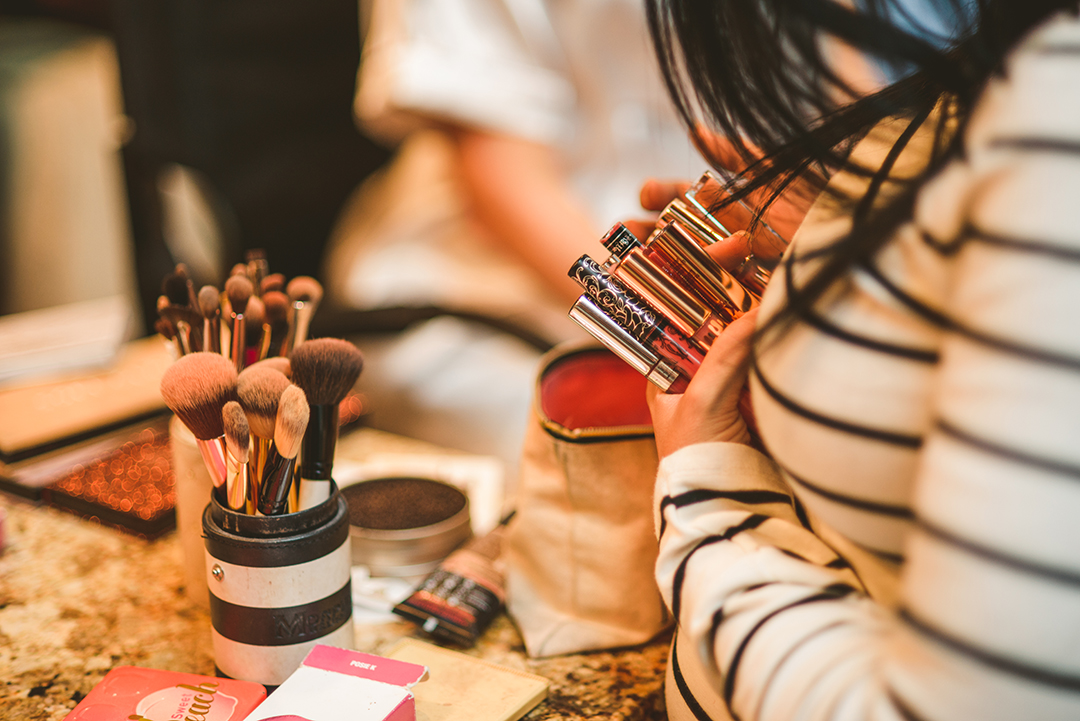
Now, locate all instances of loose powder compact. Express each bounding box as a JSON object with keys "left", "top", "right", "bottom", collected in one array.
[{"left": 343, "top": 477, "right": 472, "bottom": 577}]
